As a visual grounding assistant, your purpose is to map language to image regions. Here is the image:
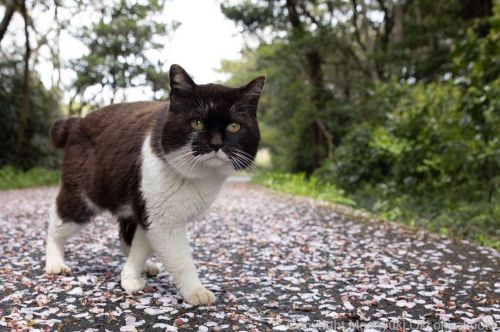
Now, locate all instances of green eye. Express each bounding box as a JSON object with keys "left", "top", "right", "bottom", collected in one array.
[
  {"left": 191, "top": 119, "right": 204, "bottom": 130},
  {"left": 226, "top": 123, "right": 240, "bottom": 133}
]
